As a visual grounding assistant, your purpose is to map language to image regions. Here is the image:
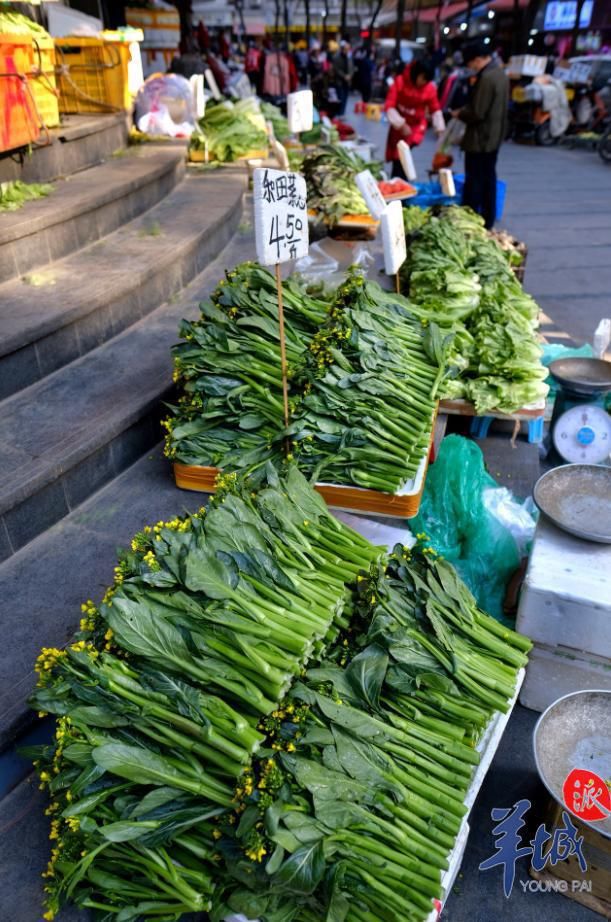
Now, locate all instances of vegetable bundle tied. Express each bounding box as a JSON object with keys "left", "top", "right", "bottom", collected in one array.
[
  {"left": 166, "top": 264, "right": 447, "bottom": 495},
  {"left": 31, "top": 465, "right": 531, "bottom": 922},
  {"left": 31, "top": 467, "right": 383, "bottom": 921},
  {"left": 400, "top": 205, "right": 548, "bottom": 414},
  {"left": 209, "top": 540, "right": 530, "bottom": 922}
]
